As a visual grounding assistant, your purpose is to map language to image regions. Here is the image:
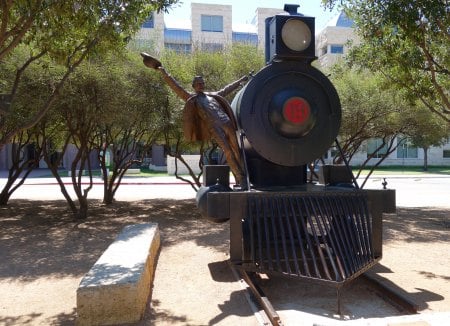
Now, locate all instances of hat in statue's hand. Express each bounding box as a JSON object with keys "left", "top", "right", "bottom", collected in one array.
[{"left": 141, "top": 52, "right": 162, "bottom": 69}]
